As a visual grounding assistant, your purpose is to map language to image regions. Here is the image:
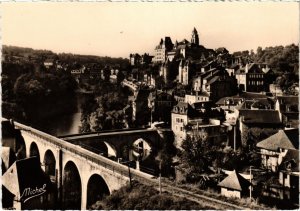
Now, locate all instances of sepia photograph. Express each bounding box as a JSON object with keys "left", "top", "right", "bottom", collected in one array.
[{"left": 0, "top": 1, "right": 299, "bottom": 210}]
